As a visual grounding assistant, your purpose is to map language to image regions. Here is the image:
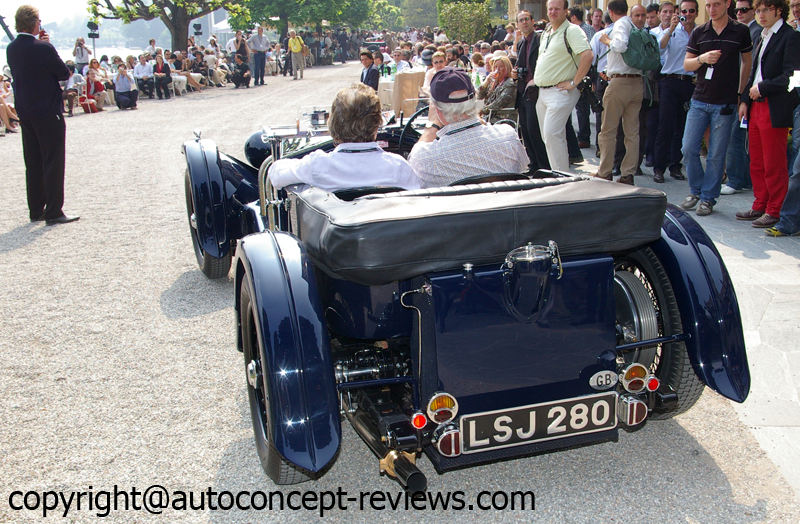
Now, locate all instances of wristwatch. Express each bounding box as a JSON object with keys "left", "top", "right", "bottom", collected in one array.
[{"left": 427, "top": 123, "right": 442, "bottom": 130}]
